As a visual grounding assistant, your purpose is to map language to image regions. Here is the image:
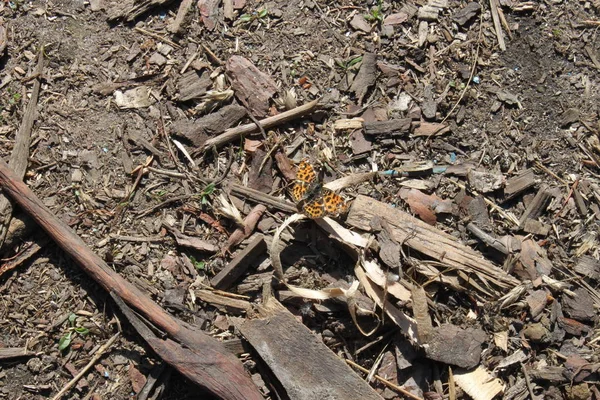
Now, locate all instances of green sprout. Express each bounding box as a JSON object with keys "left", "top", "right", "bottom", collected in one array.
[
  {"left": 336, "top": 55, "right": 363, "bottom": 71},
  {"left": 364, "top": 0, "right": 384, "bottom": 24},
  {"left": 189, "top": 256, "right": 206, "bottom": 270},
  {"left": 200, "top": 182, "right": 215, "bottom": 205},
  {"left": 239, "top": 8, "right": 268, "bottom": 24},
  {"left": 58, "top": 313, "right": 90, "bottom": 352}
]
